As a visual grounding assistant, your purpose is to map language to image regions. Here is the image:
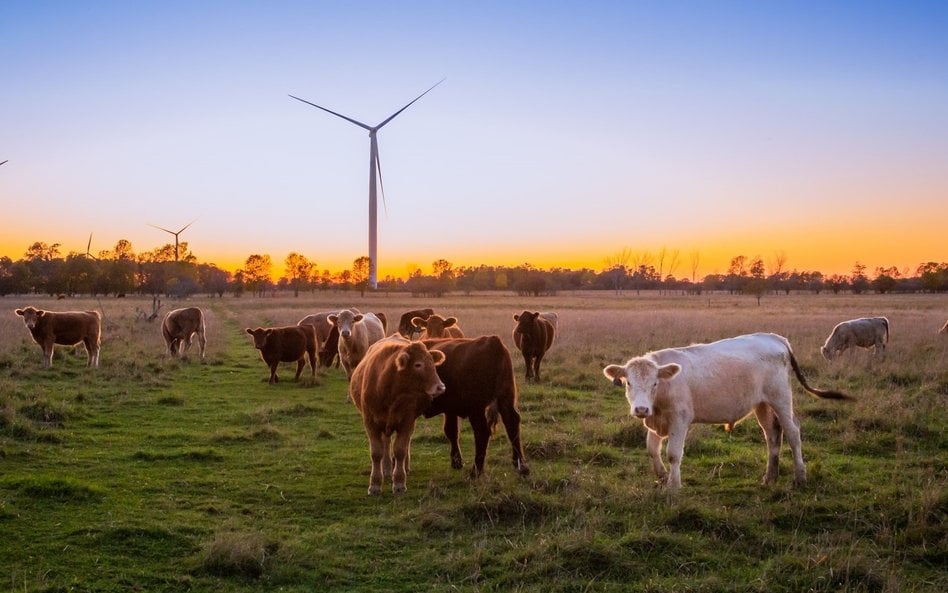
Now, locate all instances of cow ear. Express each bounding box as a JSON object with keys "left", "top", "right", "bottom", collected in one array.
[
  {"left": 328, "top": 315, "right": 337, "bottom": 324},
  {"left": 15, "top": 309, "right": 24, "bottom": 316},
  {"left": 353, "top": 314, "right": 364, "bottom": 322},
  {"left": 37, "top": 310, "right": 46, "bottom": 317},
  {"left": 264, "top": 329, "right": 273, "bottom": 336},
  {"left": 513, "top": 314, "right": 520, "bottom": 321},
  {"left": 603, "top": 365, "right": 626, "bottom": 386},
  {"left": 411, "top": 316, "right": 427, "bottom": 328},
  {"left": 430, "top": 350, "right": 446, "bottom": 366},
  {"left": 245, "top": 328, "right": 253, "bottom": 335},
  {"left": 658, "top": 363, "right": 681, "bottom": 380},
  {"left": 396, "top": 351, "right": 410, "bottom": 371},
  {"left": 444, "top": 317, "right": 457, "bottom": 327}
]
